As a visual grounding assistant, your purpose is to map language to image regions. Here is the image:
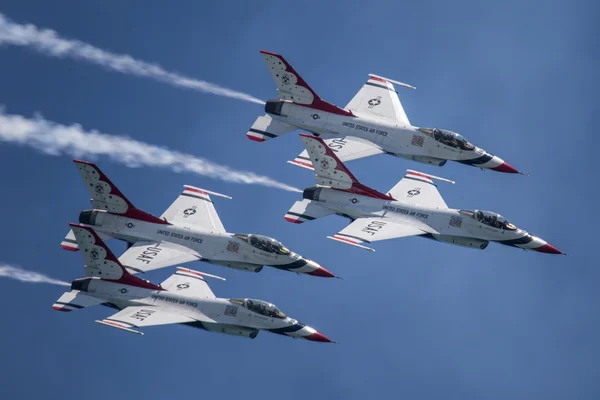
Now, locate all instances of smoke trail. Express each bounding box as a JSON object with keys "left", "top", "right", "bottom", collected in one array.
[
  {"left": 0, "top": 264, "right": 70, "bottom": 287},
  {"left": 0, "top": 13, "right": 264, "bottom": 105},
  {"left": 0, "top": 108, "right": 301, "bottom": 192}
]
